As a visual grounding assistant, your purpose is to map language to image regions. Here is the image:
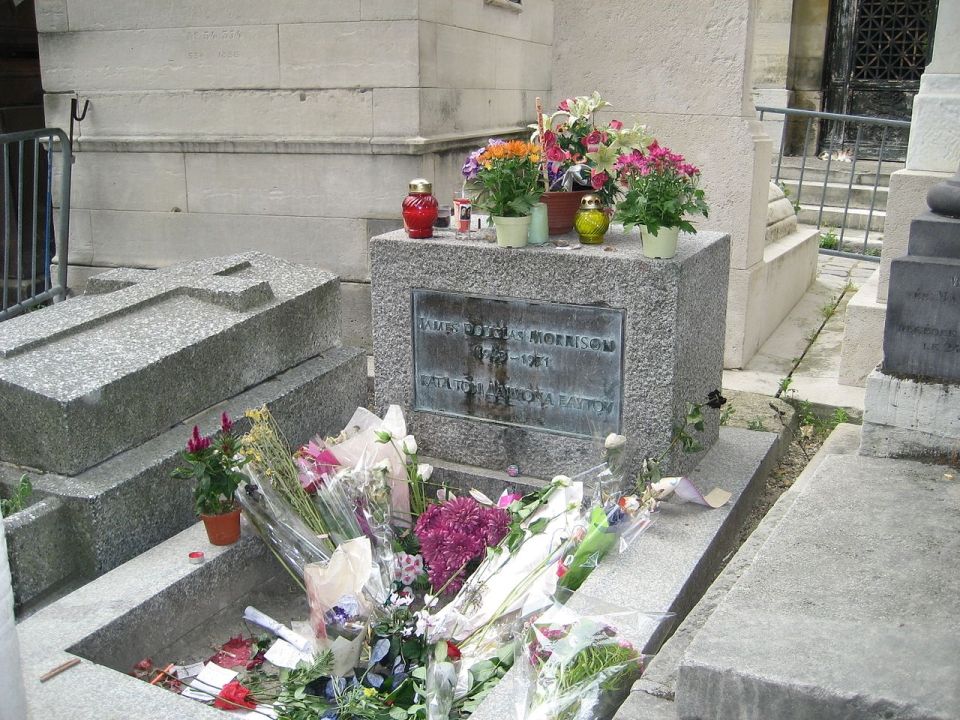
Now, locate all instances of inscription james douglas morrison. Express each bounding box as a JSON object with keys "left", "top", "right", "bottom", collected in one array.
[{"left": 411, "top": 290, "right": 625, "bottom": 437}]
